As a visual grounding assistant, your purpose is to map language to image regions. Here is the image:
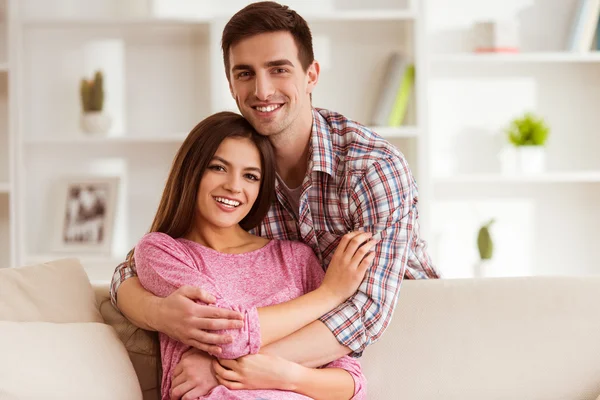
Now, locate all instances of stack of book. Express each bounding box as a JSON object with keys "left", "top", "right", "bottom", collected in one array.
[
  {"left": 369, "top": 52, "right": 415, "bottom": 128},
  {"left": 567, "top": 0, "right": 600, "bottom": 51}
]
